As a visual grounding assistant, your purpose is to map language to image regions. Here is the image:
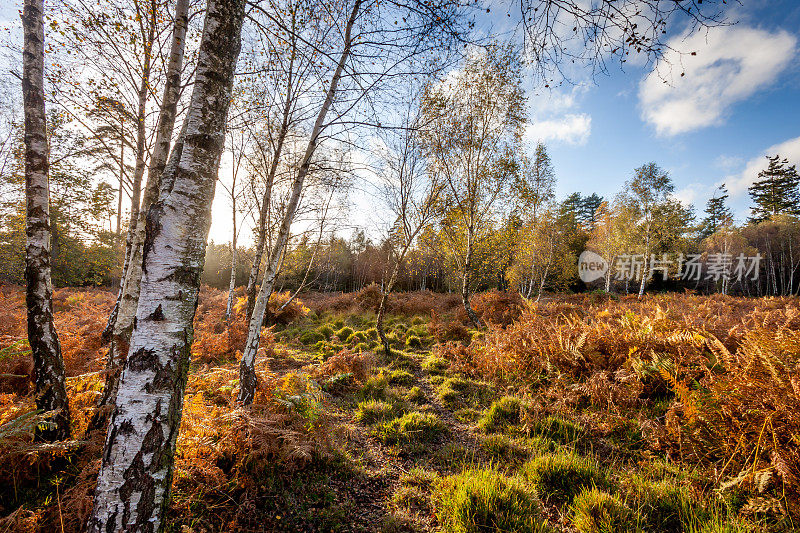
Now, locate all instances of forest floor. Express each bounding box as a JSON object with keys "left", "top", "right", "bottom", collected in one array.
[{"left": 0, "top": 284, "right": 798, "bottom": 532}]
